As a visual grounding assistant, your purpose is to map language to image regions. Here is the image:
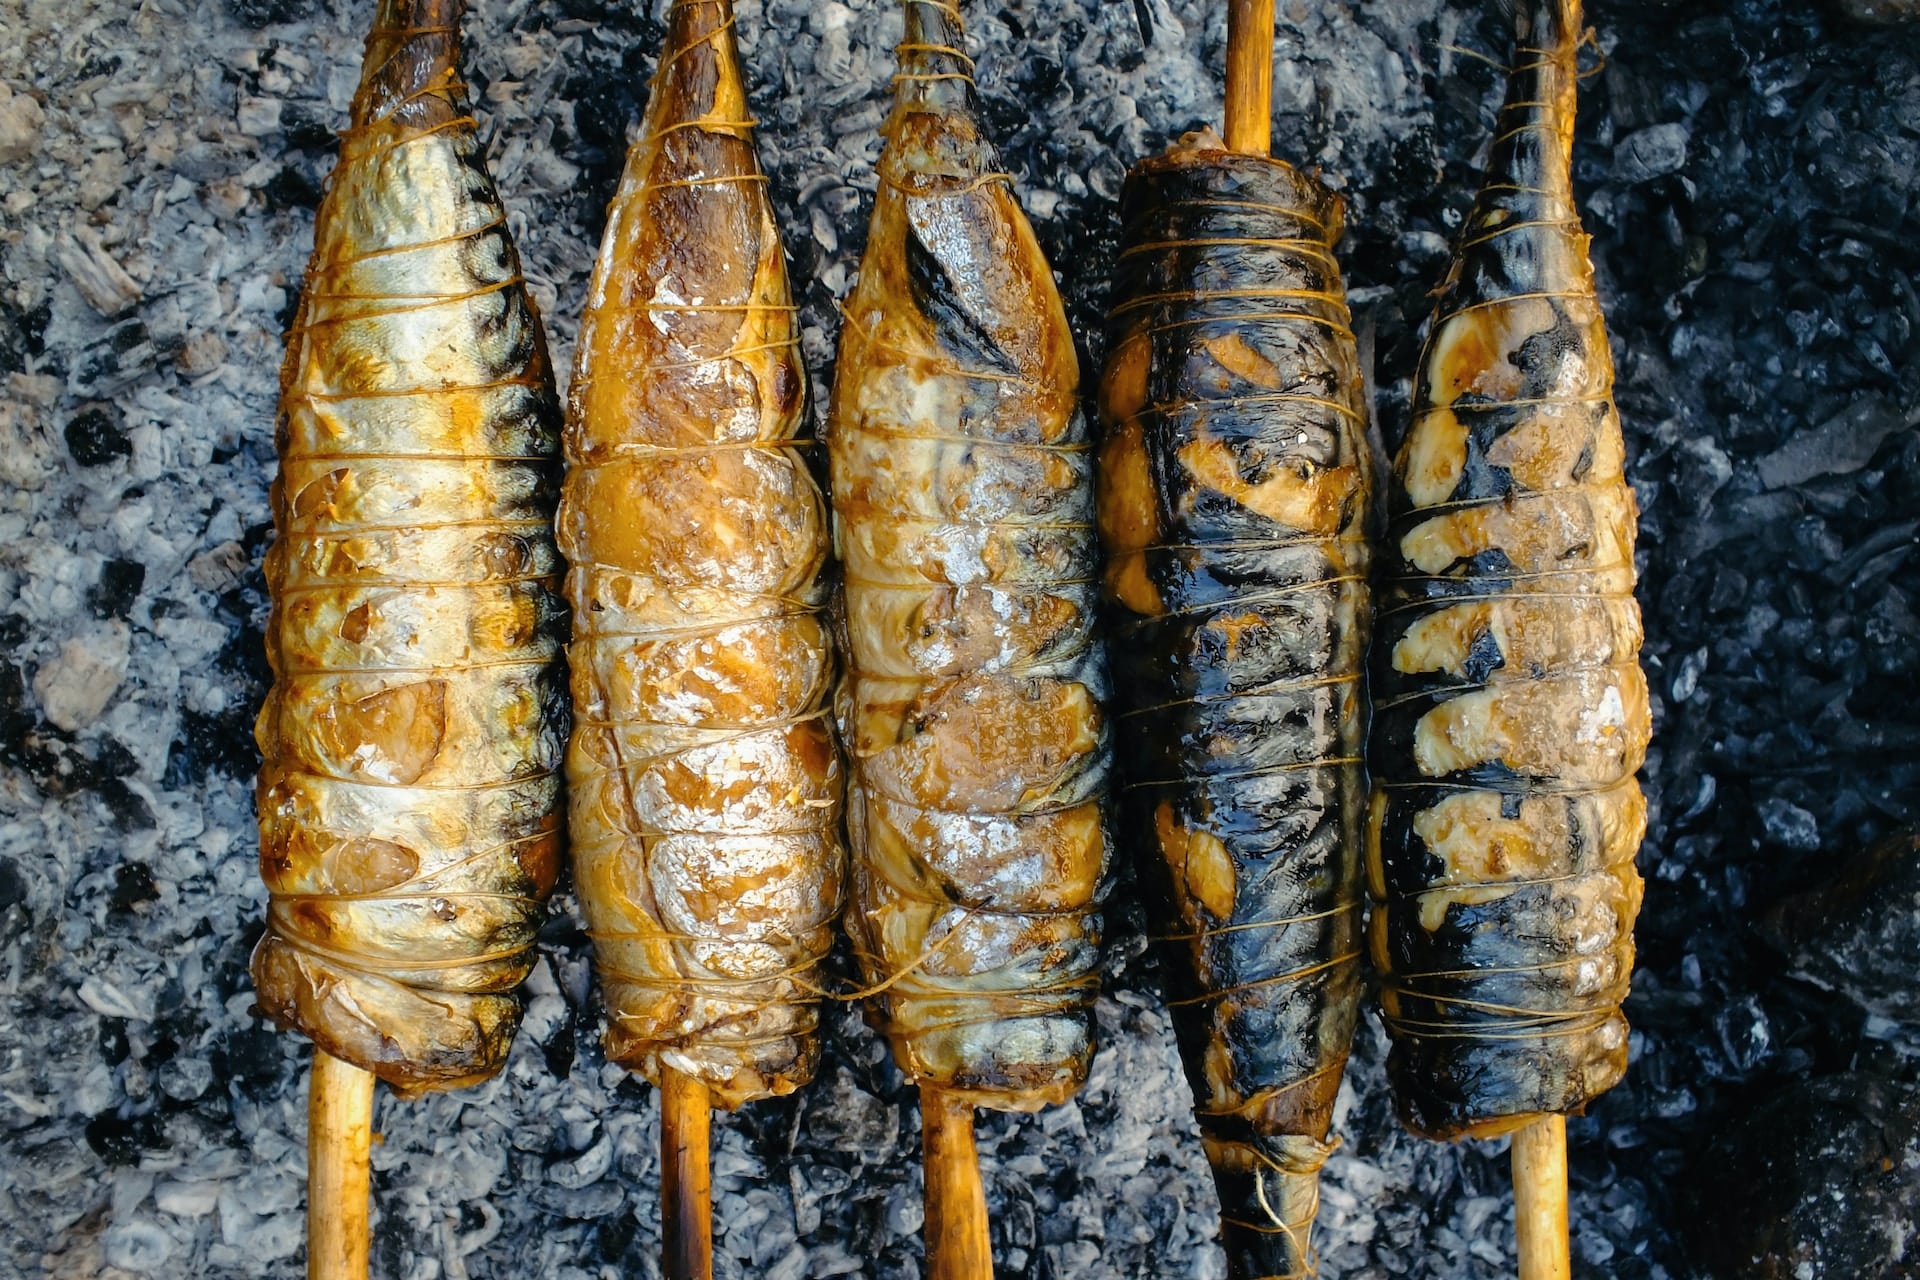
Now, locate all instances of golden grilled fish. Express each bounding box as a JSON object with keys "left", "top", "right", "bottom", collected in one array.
[
  {"left": 251, "top": 0, "right": 567, "bottom": 1095},
  {"left": 560, "top": 0, "right": 844, "bottom": 1112},
  {"left": 828, "top": 0, "right": 1113, "bottom": 1113}
]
